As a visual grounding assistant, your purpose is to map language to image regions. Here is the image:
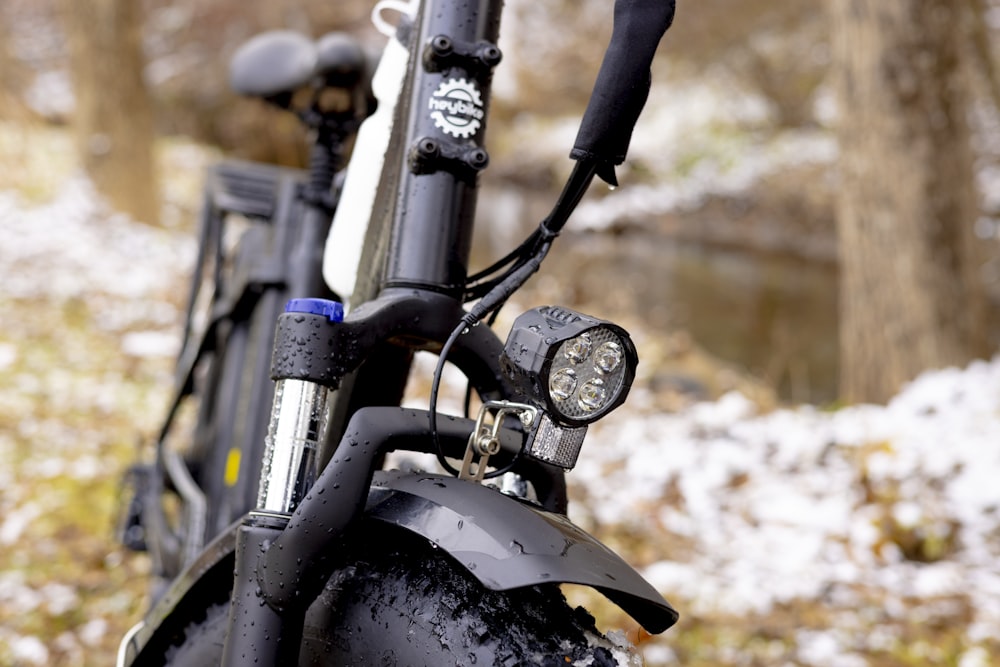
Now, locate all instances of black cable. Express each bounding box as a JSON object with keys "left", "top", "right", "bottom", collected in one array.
[
  {"left": 434, "top": 160, "right": 600, "bottom": 476},
  {"left": 464, "top": 238, "right": 542, "bottom": 301},
  {"left": 430, "top": 320, "right": 469, "bottom": 476},
  {"left": 462, "top": 296, "right": 507, "bottom": 418},
  {"left": 466, "top": 228, "right": 541, "bottom": 285},
  {"left": 430, "top": 316, "right": 523, "bottom": 481},
  {"left": 464, "top": 257, "right": 526, "bottom": 300},
  {"left": 432, "top": 242, "right": 553, "bottom": 477}
]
